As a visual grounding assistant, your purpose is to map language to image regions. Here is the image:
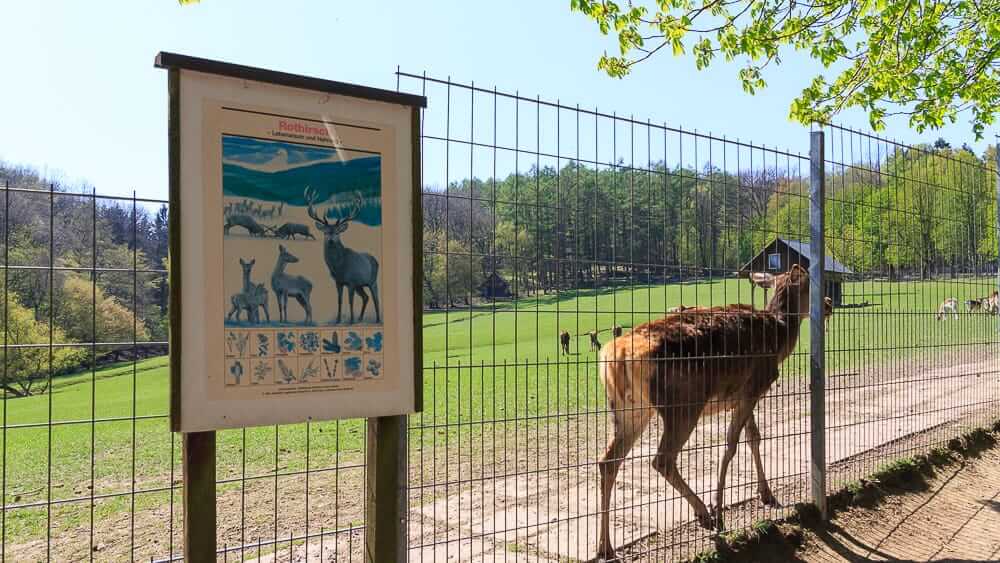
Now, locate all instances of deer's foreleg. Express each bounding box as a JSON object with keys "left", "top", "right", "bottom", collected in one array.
[
  {"left": 335, "top": 283, "right": 345, "bottom": 324},
  {"left": 745, "top": 413, "right": 777, "bottom": 506},
  {"left": 597, "top": 398, "right": 652, "bottom": 560},
  {"left": 347, "top": 287, "right": 357, "bottom": 324},
  {"left": 713, "top": 396, "right": 759, "bottom": 529}
]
